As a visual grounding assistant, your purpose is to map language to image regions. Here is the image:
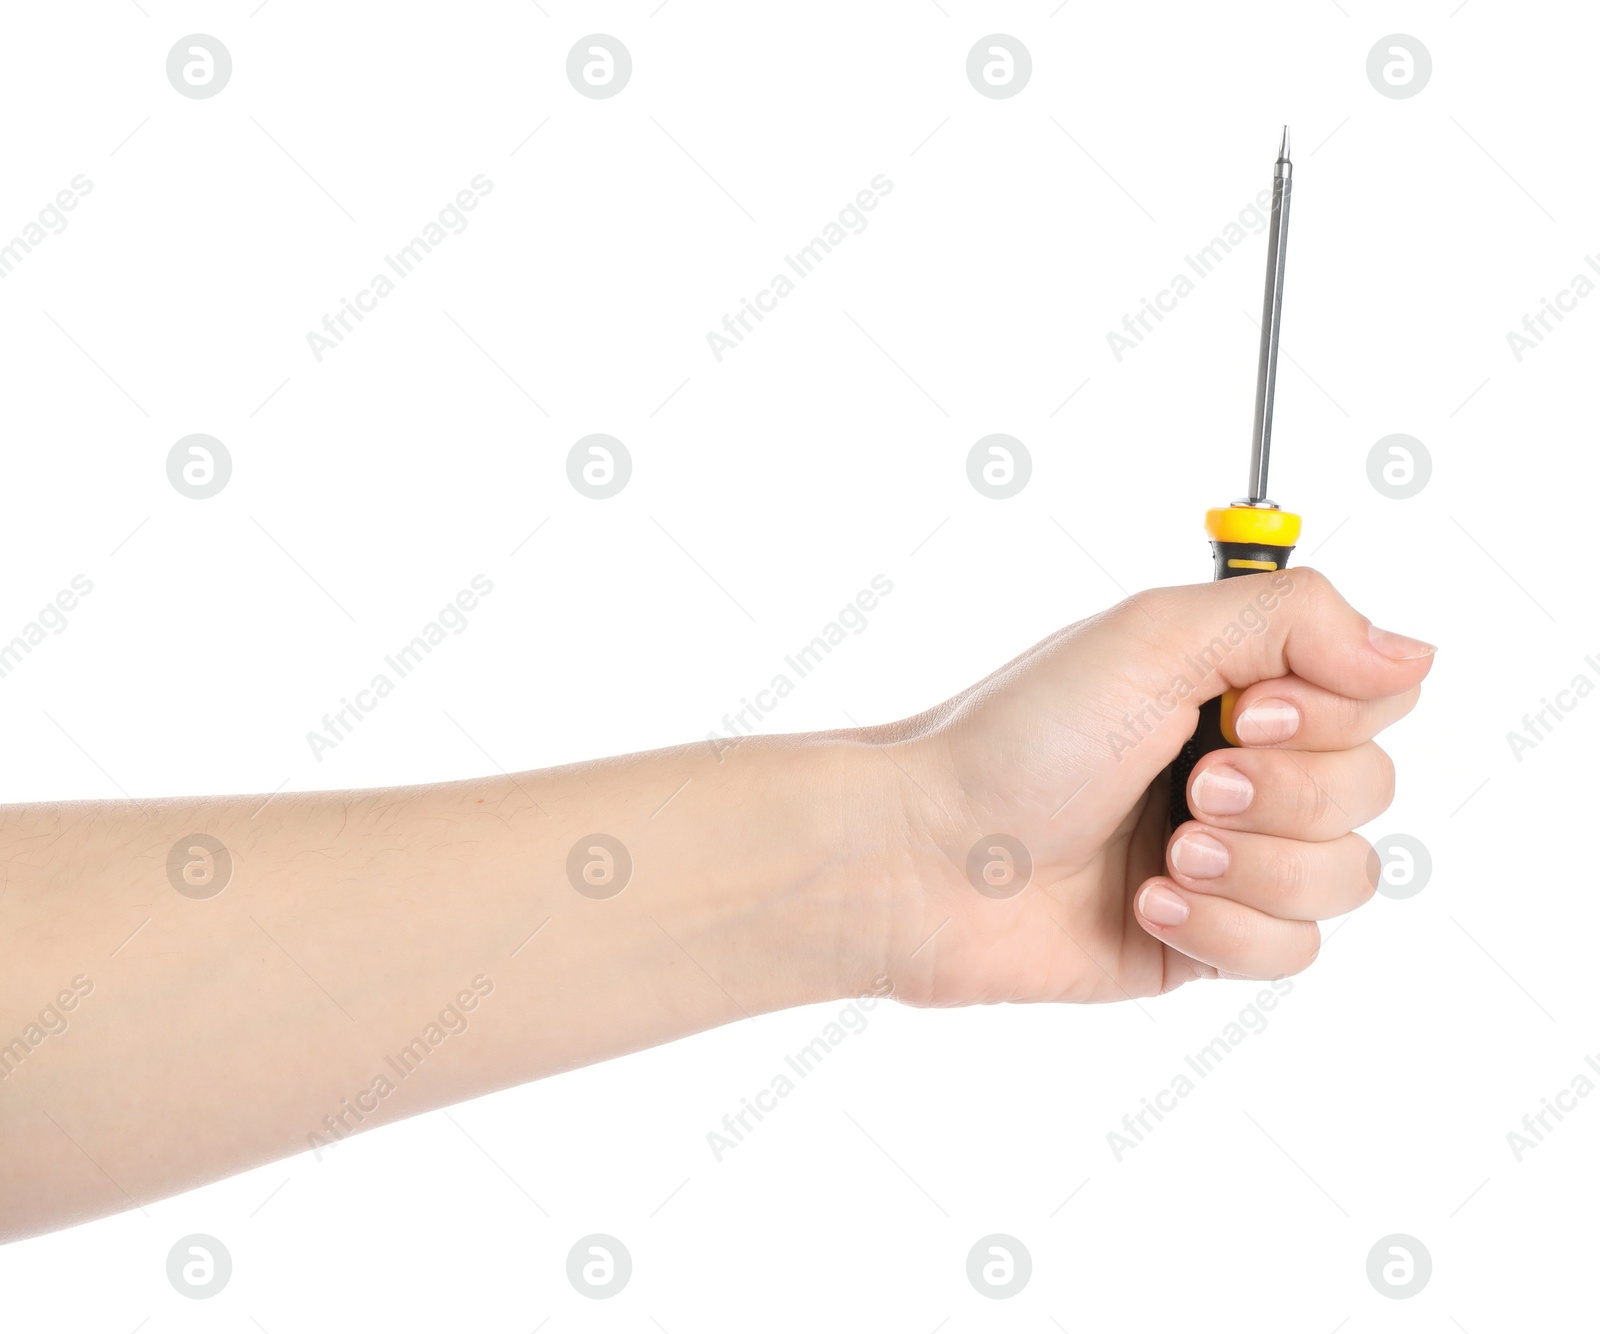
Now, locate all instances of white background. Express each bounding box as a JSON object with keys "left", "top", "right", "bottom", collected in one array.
[{"left": 0, "top": 1, "right": 1593, "bottom": 1329}]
